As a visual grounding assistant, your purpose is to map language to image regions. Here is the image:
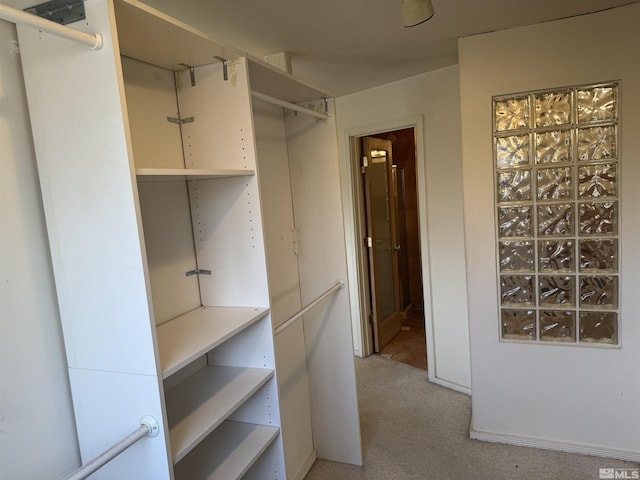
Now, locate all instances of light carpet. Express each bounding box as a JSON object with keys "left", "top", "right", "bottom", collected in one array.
[{"left": 304, "top": 354, "right": 639, "bottom": 480}]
